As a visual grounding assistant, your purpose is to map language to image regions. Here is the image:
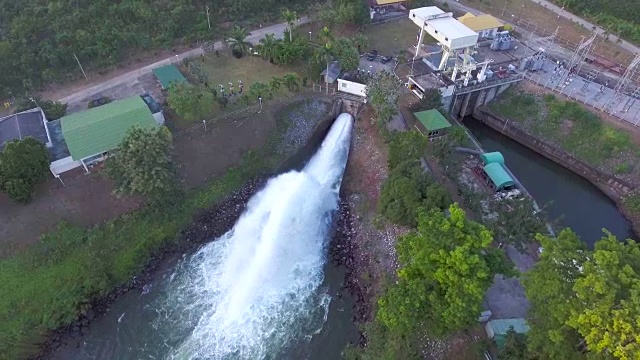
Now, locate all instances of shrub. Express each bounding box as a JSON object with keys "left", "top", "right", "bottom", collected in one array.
[{"left": 0, "top": 137, "right": 50, "bottom": 203}]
